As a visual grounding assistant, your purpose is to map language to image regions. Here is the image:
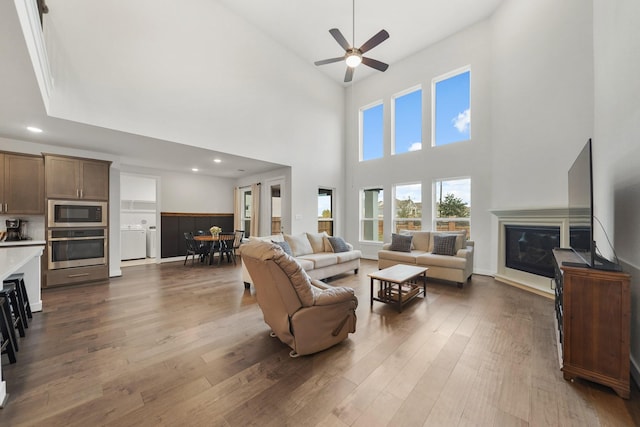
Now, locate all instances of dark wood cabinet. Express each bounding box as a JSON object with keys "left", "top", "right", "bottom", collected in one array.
[
  {"left": 552, "top": 249, "right": 631, "bottom": 398},
  {"left": 0, "top": 152, "right": 45, "bottom": 214},
  {"left": 45, "top": 155, "right": 110, "bottom": 200}
]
